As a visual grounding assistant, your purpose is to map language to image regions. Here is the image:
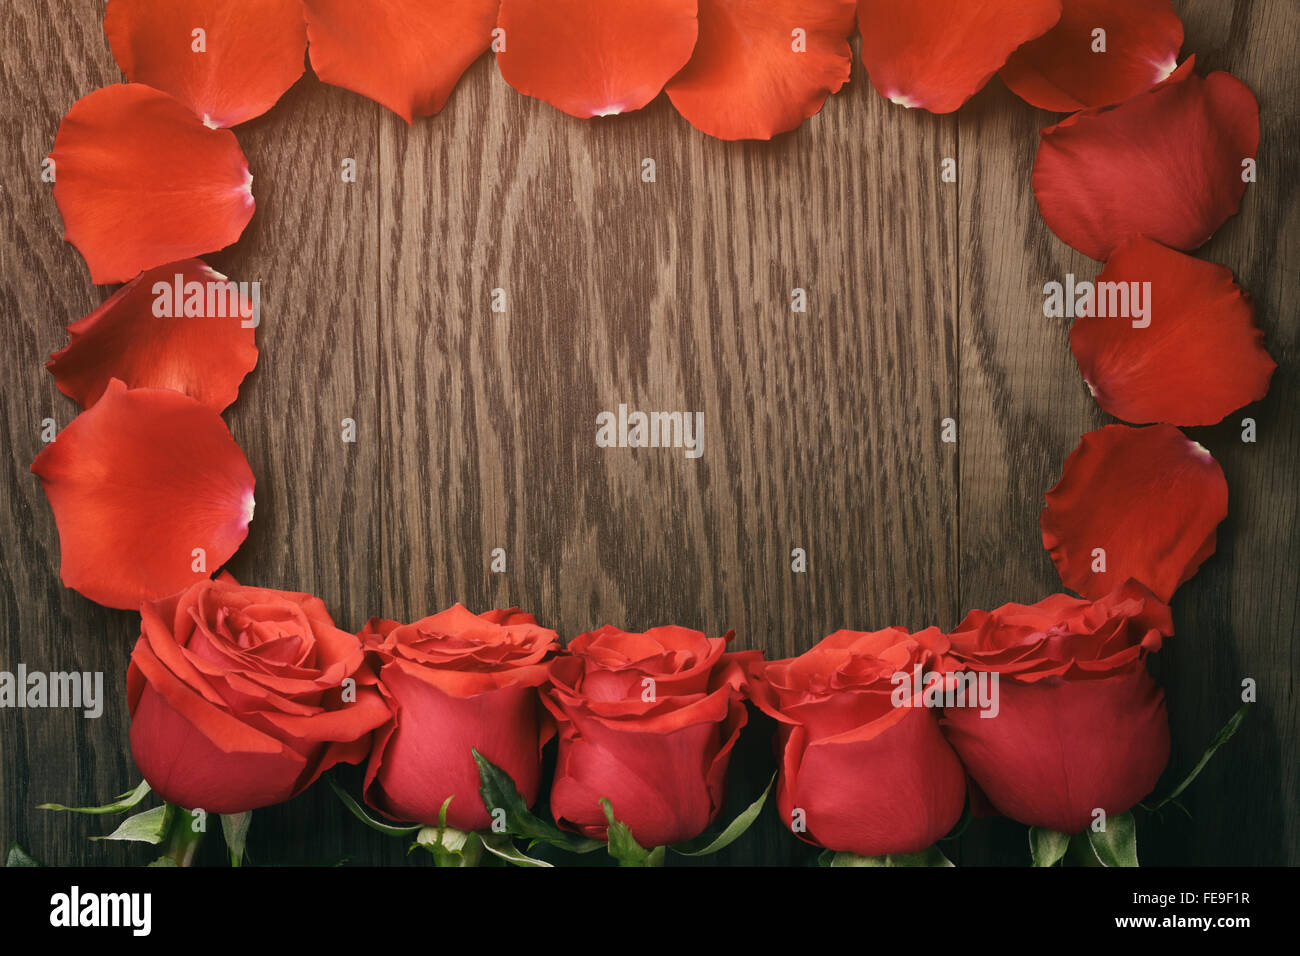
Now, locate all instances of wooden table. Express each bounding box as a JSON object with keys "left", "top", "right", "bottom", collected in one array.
[{"left": 2, "top": 0, "right": 1295, "bottom": 865}]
